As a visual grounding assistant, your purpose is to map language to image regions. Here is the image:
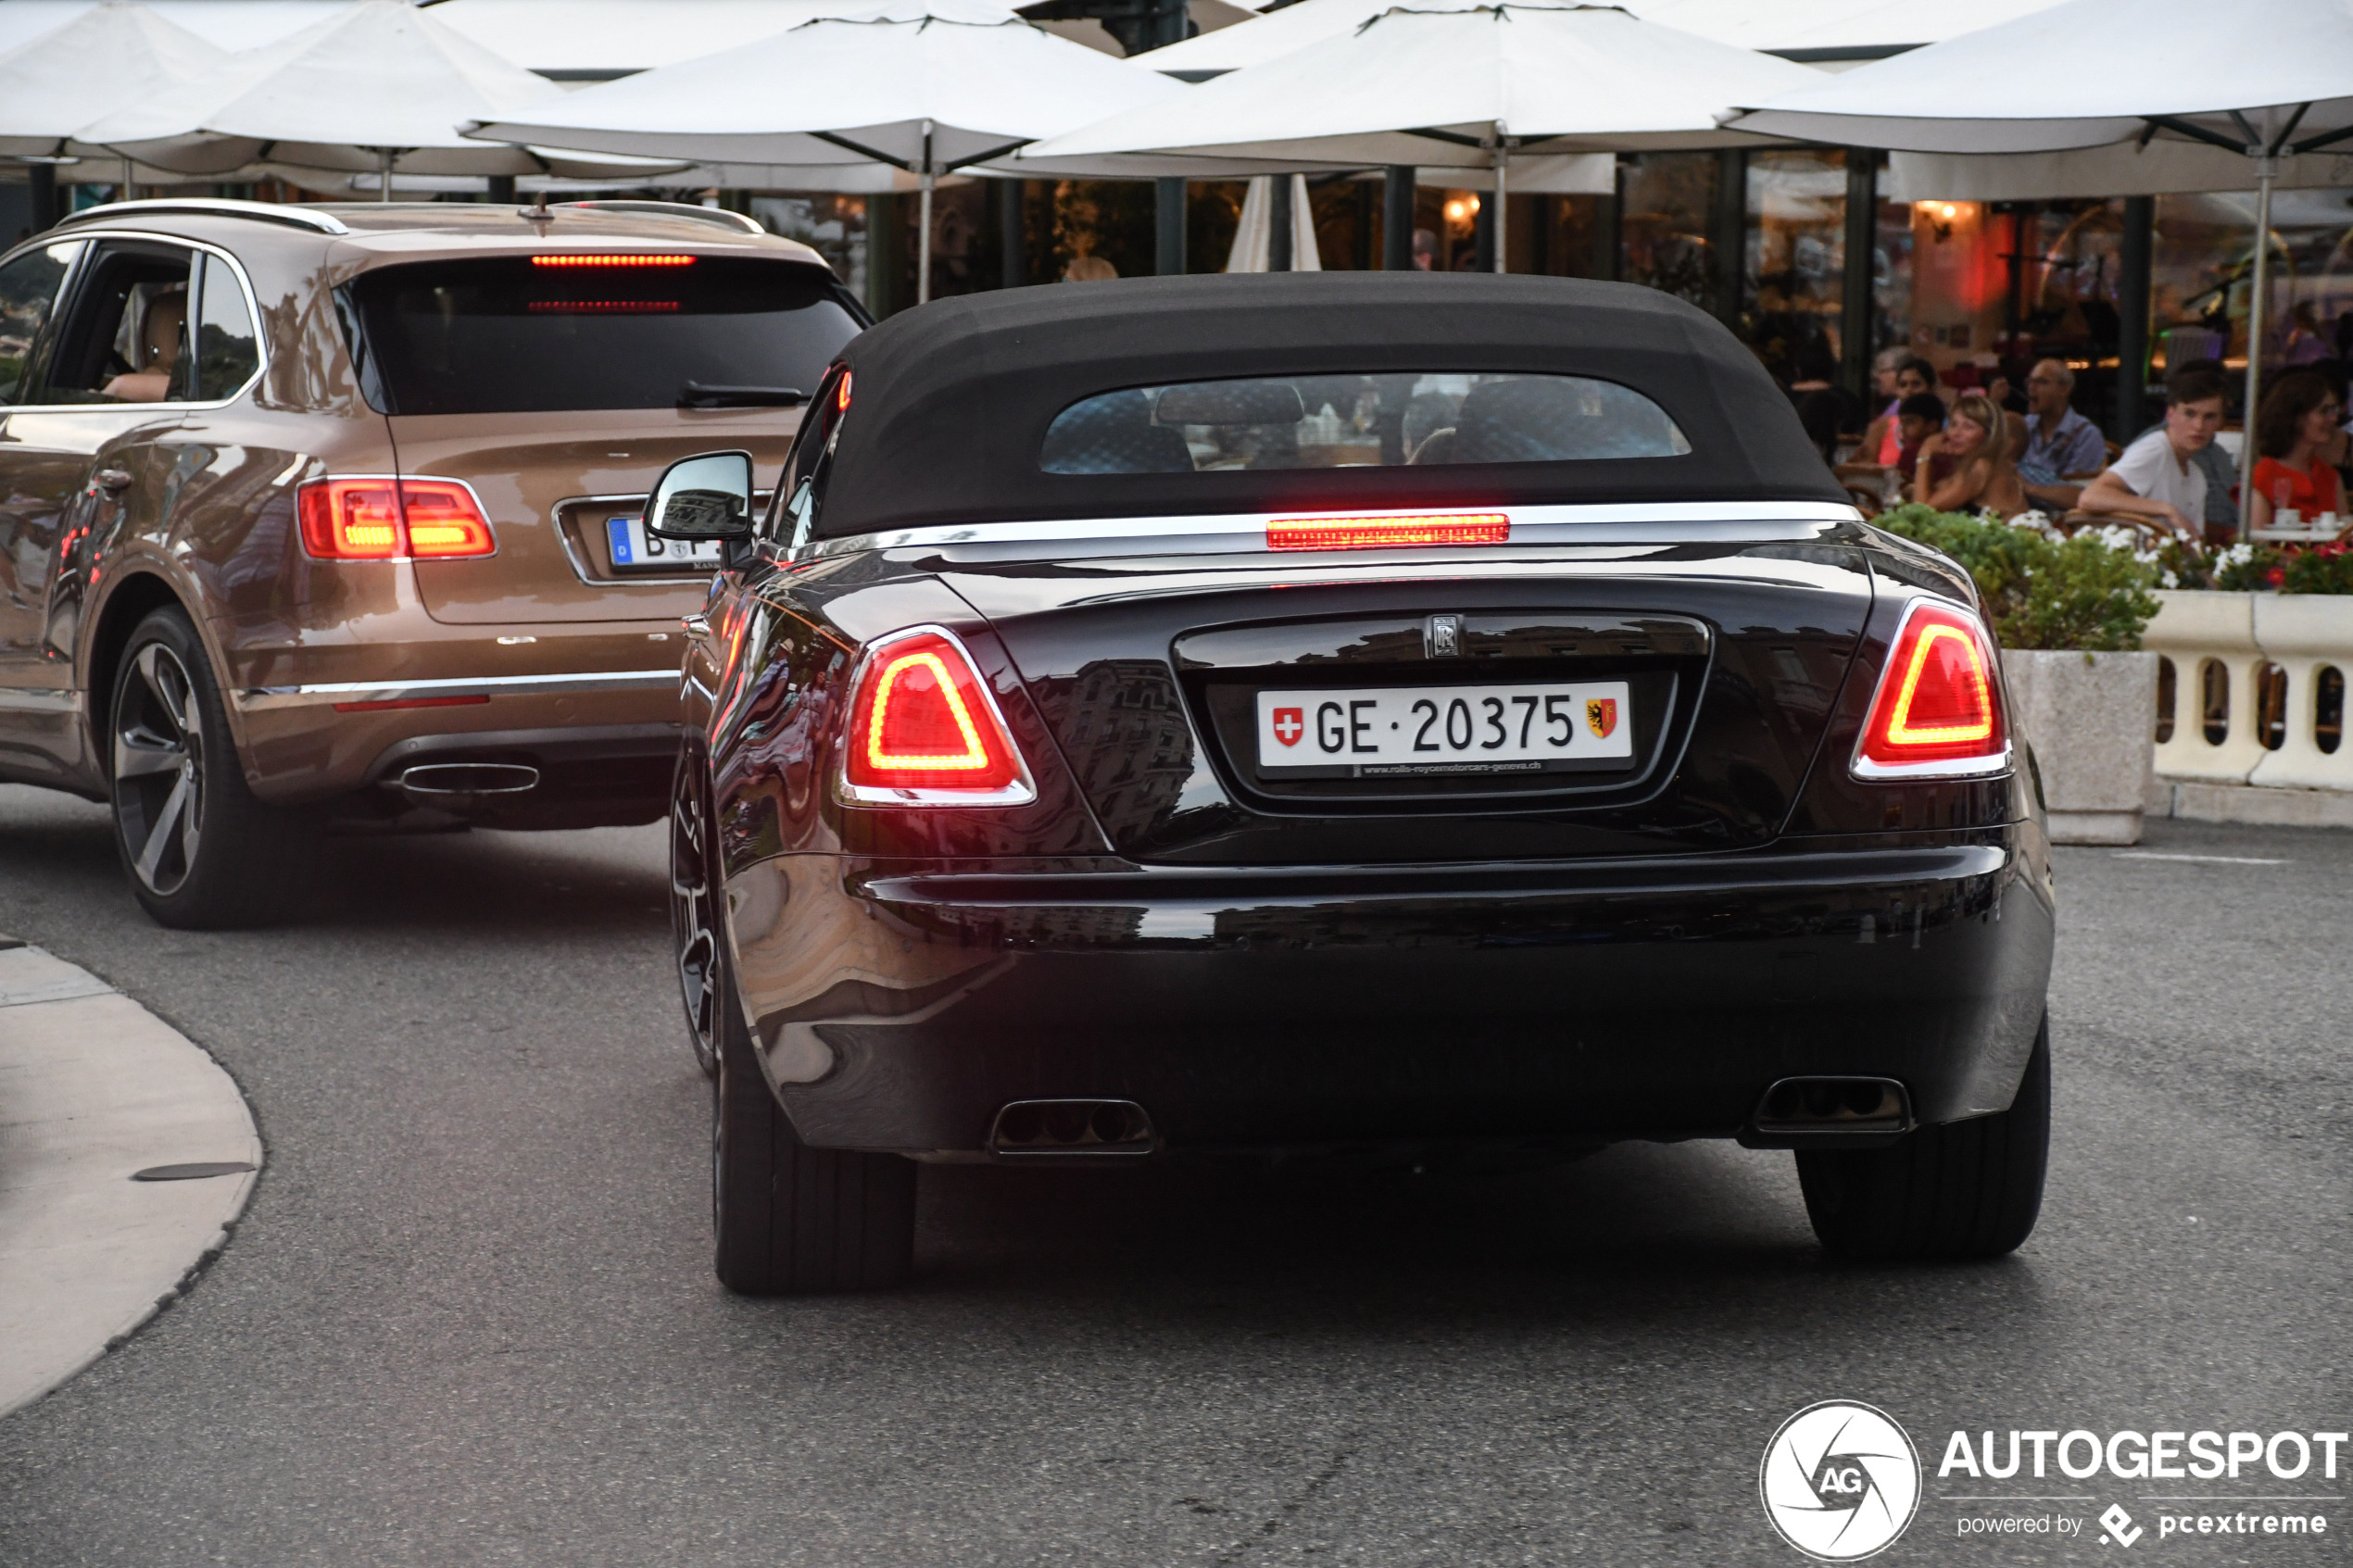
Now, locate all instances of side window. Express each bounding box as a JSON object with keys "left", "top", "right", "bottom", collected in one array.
[
  {"left": 772, "top": 362, "right": 849, "bottom": 550},
  {"left": 0, "top": 241, "right": 82, "bottom": 406},
  {"left": 190, "top": 254, "right": 261, "bottom": 402},
  {"left": 44, "top": 240, "right": 197, "bottom": 407}
]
